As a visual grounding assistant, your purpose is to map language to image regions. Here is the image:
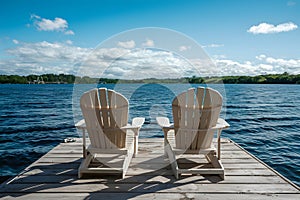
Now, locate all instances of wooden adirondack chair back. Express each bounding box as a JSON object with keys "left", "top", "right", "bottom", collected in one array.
[
  {"left": 80, "top": 88, "right": 129, "bottom": 149},
  {"left": 172, "top": 87, "right": 223, "bottom": 150}
]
